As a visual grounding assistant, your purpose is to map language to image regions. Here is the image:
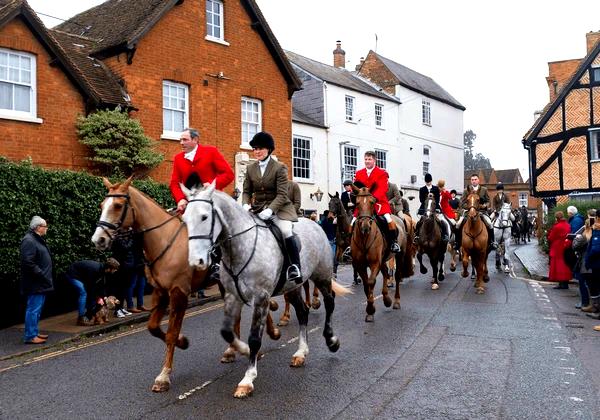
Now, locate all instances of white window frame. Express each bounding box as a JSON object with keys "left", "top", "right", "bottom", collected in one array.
[
  {"left": 241, "top": 97, "right": 262, "bottom": 148},
  {"left": 519, "top": 192, "right": 528, "bottom": 208},
  {"left": 162, "top": 81, "right": 189, "bottom": 140},
  {"left": 592, "top": 66, "right": 600, "bottom": 84},
  {"left": 422, "top": 145, "right": 431, "bottom": 178},
  {"left": 345, "top": 95, "right": 355, "bottom": 122},
  {"left": 375, "top": 149, "right": 387, "bottom": 170},
  {"left": 292, "top": 135, "right": 312, "bottom": 182},
  {"left": 375, "top": 103, "right": 384, "bottom": 128},
  {"left": 0, "top": 48, "right": 40, "bottom": 123},
  {"left": 422, "top": 161, "right": 430, "bottom": 177},
  {"left": 422, "top": 99, "right": 431, "bottom": 126},
  {"left": 342, "top": 144, "right": 358, "bottom": 181},
  {"left": 205, "top": 0, "right": 230, "bottom": 45},
  {"left": 591, "top": 129, "right": 600, "bottom": 161}
]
